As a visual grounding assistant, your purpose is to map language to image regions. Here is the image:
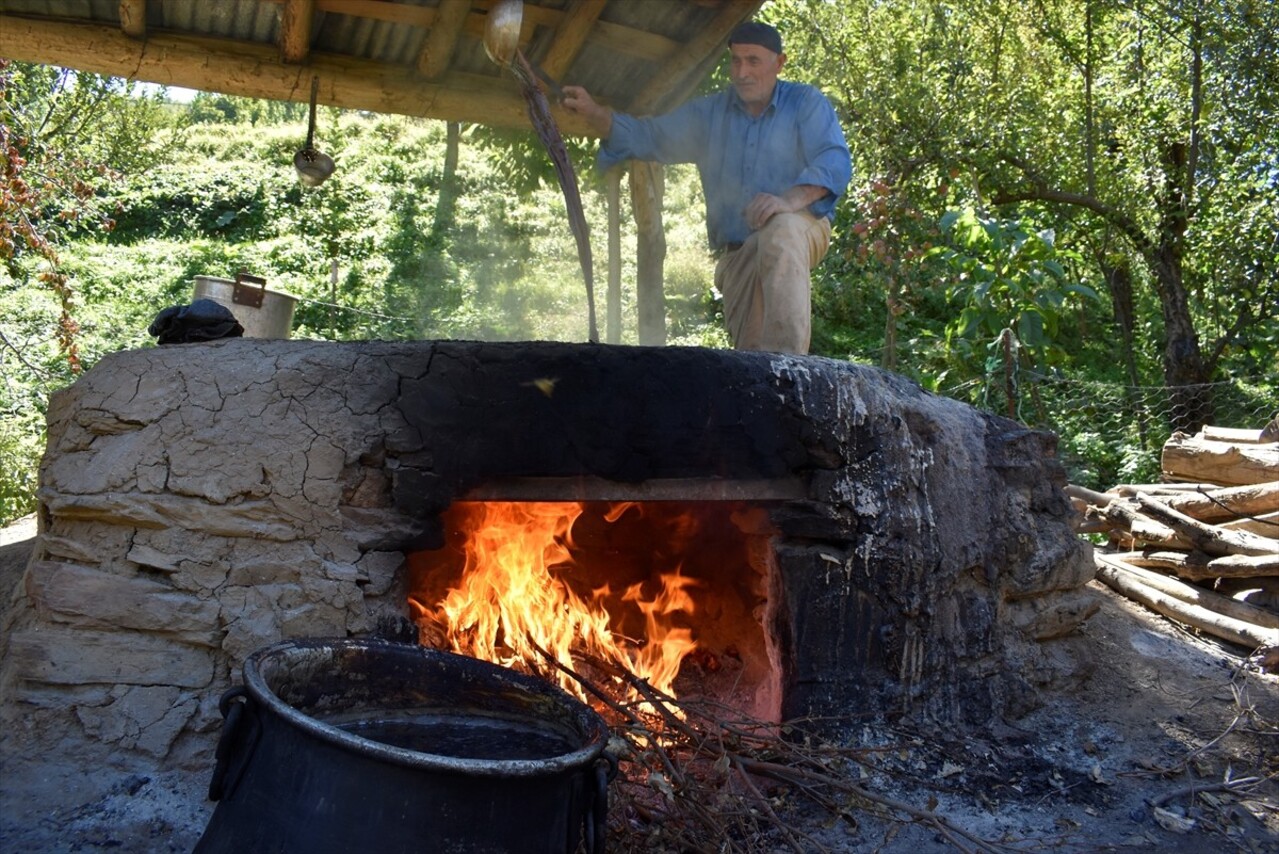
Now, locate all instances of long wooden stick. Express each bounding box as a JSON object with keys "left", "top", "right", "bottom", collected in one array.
[
  {"left": 1159, "top": 481, "right": 1279, "bottom": 523},
  {"left": 1102, "top": 500, "right": 1194, "bottom": 549},
  {"left": 1095, "top": 556, "right": 1279, "bottom": 650},
  {"left": 1148, "top": 775, "right": 1263, "bottom": 808},
  {"left": 1134, "top": 492, "right": 1279, "bottom": 556},
  {"left": 1097, "top": 555, "right": 1279, "bottom": 629},
  {"left": 733, "top": 757, "right": 1011, "bottom": 854},
  {"left": 1124, "top": 549, "right": 1279, "bottom": 581}
]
